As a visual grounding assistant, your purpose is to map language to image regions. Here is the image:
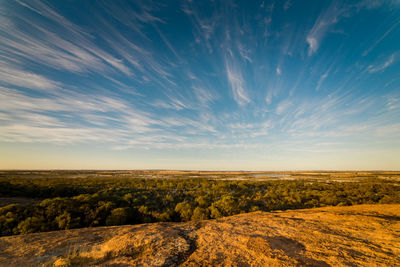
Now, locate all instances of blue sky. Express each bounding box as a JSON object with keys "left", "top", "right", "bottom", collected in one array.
[{"left": 0, "top": 0, "right": 399, "bottom": 170}]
